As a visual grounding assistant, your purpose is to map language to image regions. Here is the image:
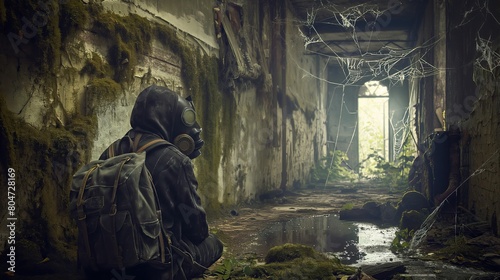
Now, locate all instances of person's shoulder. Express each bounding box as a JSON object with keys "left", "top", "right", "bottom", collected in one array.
[{"left": 149, "top": 143, "right": 192, "bottom": 166}]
